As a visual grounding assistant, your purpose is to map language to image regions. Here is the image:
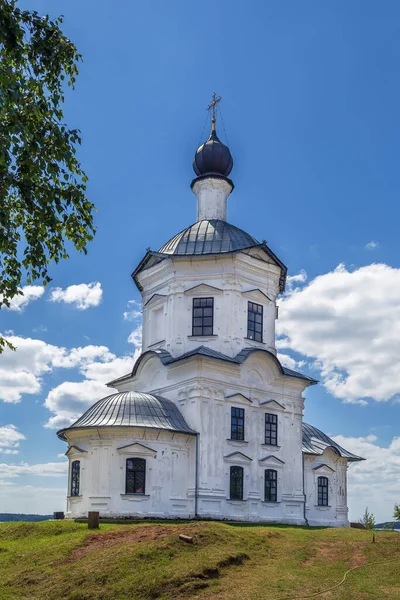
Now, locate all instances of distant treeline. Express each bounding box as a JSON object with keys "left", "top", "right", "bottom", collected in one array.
[
  {"left": 376, "top": 522, "right": 400, "bottom": 530},
  {"left": 0, "top": 514, "right": 52, "bottom": 522}
]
